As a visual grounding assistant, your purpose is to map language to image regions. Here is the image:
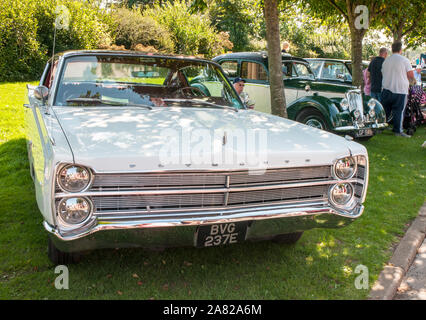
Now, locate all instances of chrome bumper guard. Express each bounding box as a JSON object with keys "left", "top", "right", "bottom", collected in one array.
[
  {"left": 334, "top": 122, "right": 388, "bottom": 132},
  {"left": 45, "top": 202, "right": 364, "bottom": 252}
]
